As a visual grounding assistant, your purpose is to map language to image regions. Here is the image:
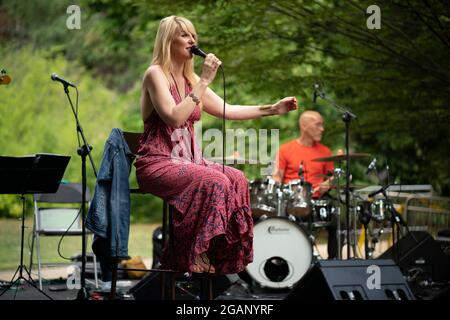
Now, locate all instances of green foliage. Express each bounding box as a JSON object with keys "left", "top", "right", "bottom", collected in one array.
[
  {"left": 1, "top": 0, "right": 449, "bottom": 214},
  {"left": 0, "top": 44, "right": 163, "bottom": 221},
  {"left": 0, "top": 46, "right": 121, "bottom": 216}
]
